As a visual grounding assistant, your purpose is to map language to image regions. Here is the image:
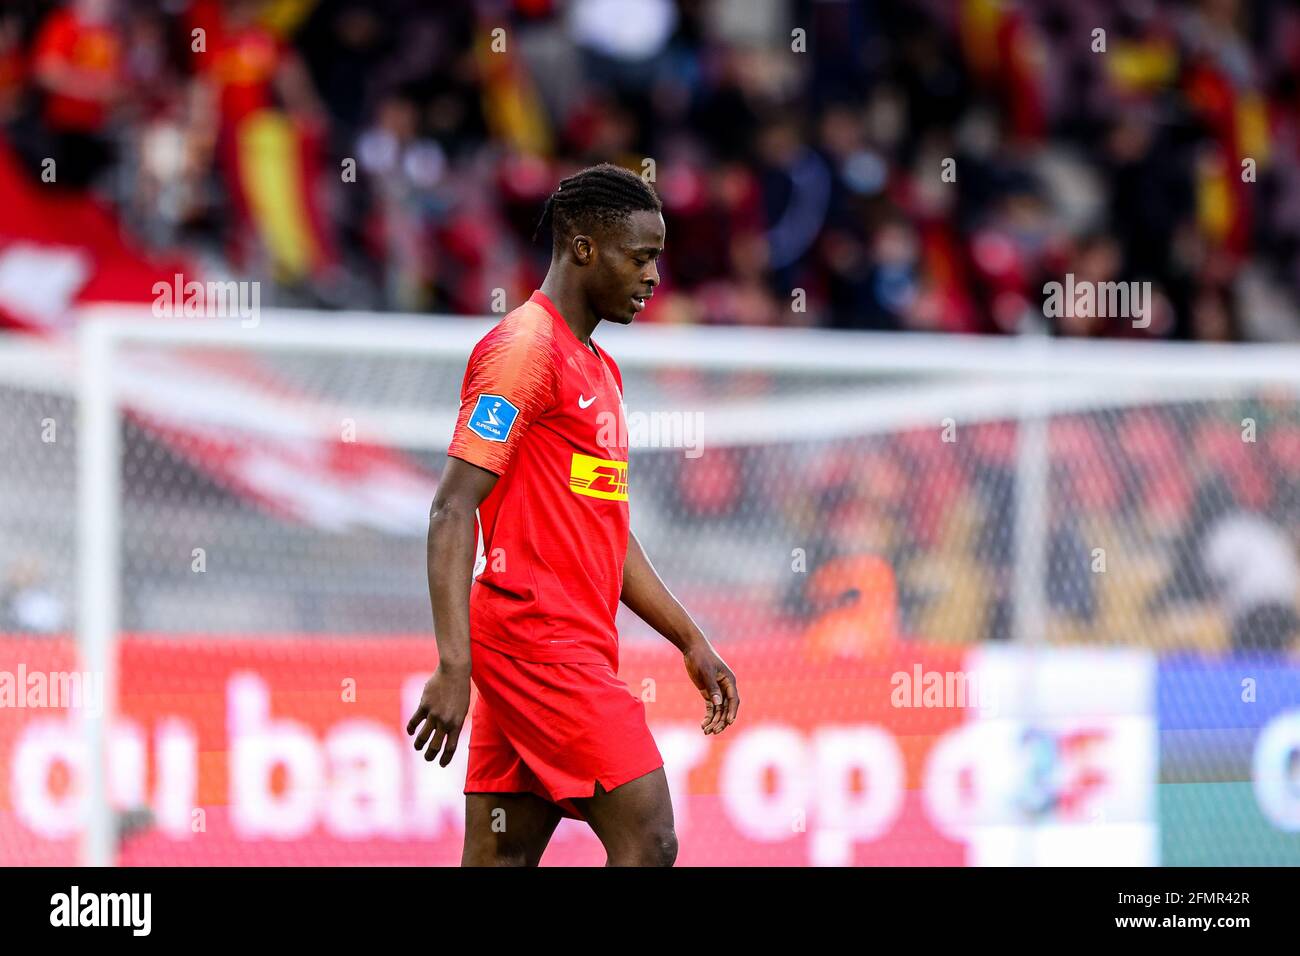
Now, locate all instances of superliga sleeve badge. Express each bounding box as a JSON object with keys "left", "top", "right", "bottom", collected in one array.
[{"left": 466, "top": 394, "right": 520, "bottom": 442}]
